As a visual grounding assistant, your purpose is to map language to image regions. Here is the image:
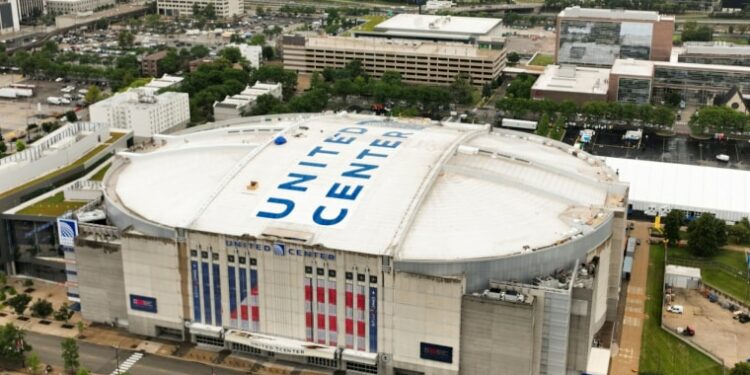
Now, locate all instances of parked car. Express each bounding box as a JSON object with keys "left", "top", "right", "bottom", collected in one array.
[{"left": 667, "top": 304, "right": 684, "bottom": 314}]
